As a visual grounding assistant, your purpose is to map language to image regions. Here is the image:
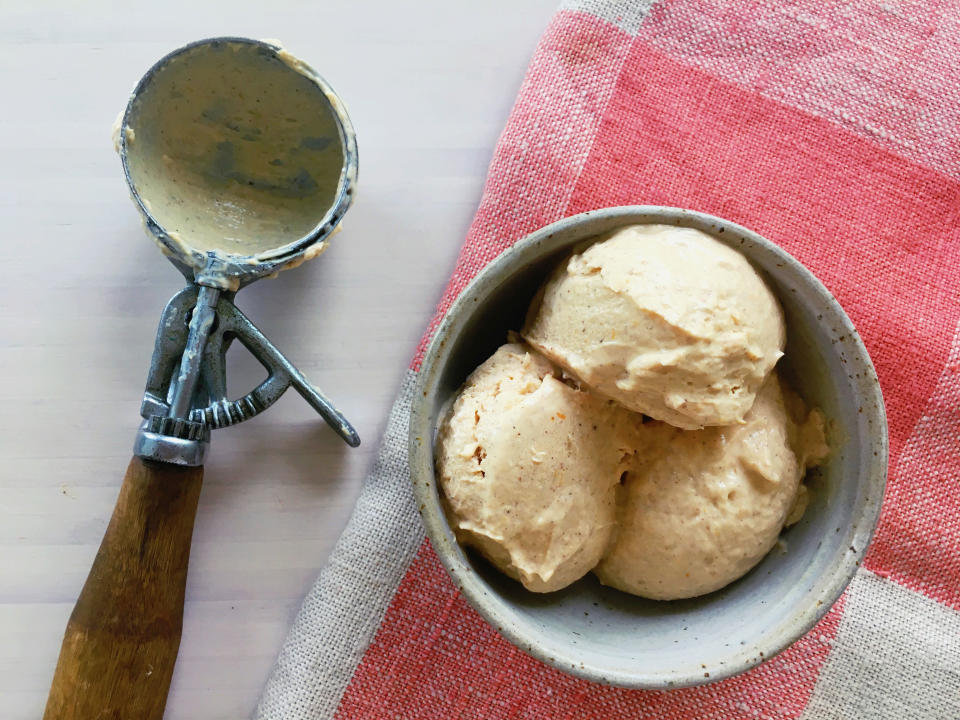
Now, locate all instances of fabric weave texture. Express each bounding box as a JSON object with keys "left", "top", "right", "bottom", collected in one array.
[{"left": 256, "top": 1, "right": 960, "bottom": 717}]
